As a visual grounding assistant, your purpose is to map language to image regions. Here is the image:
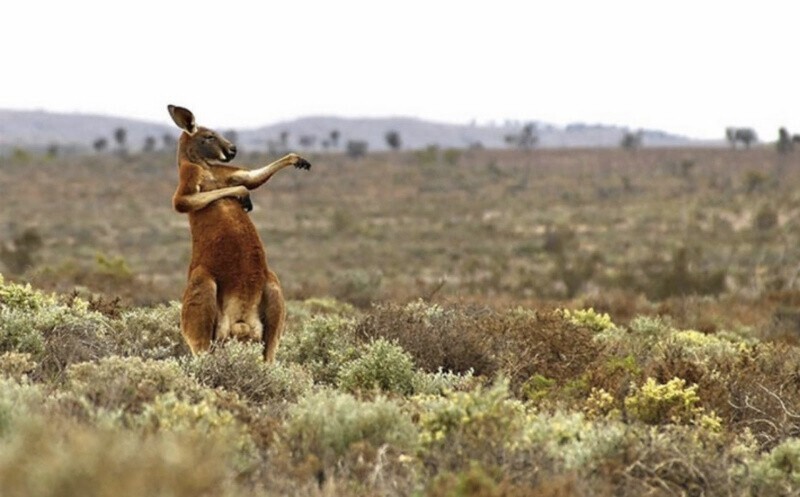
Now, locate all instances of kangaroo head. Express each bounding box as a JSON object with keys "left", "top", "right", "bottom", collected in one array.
[{"left": 167, "top": 105, "right": 237, "bottom": 164}]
